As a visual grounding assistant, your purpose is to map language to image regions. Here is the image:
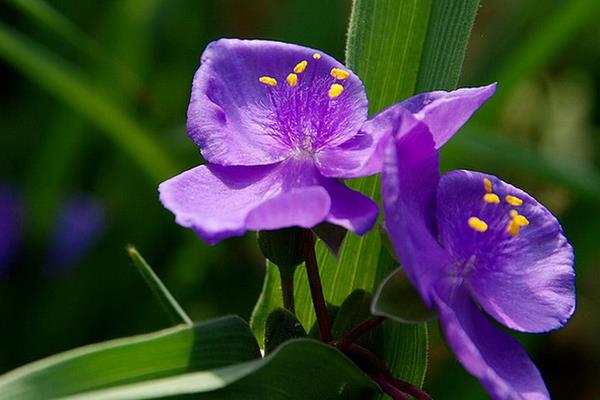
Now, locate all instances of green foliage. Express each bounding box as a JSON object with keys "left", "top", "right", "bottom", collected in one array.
[
  {"left": 0, "top": 21, "right": 177, "bottom": 183},
  {"left": 127, "top": 245, "right": 192, "bottom": 326},
  {"left": 59, "top": 339, "right": 378, "bottom": 400},
  {"left": 0, "top": 317, "right": 260, "bottom": 399},
  {"left": 264, "top": 308, "right": 307, "bottom": 355},
  {"left": 372, "top": 268, "right": 436, "bottom": 324}
]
